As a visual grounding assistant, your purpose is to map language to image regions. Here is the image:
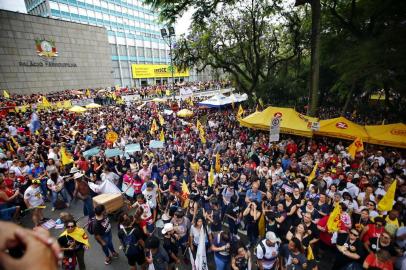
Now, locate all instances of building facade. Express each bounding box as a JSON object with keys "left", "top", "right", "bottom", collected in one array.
[
  {"left": 0, "top": 9, "right": 113, "bottom": 94},
  {"left": 23, "top": 0, "right": 212, "bottom": 87}
]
